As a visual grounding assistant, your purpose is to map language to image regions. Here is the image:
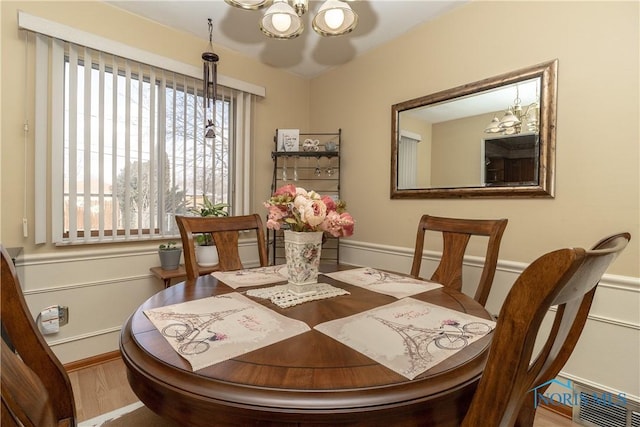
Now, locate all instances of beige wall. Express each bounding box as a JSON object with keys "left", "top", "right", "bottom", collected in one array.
[
  {"left": 310, "top": 0, "right": 639, "bottom": 277},
  {"left": 431, "top": 114, "right": 488, "bottom": 188}
]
